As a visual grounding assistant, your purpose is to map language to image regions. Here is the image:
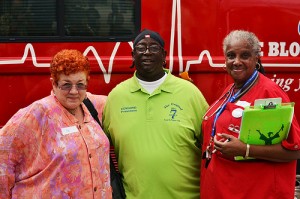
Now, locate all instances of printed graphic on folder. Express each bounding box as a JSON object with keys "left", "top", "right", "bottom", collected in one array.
[{"left": 235, "top": 98, "right": 294, "bottom": 161}]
